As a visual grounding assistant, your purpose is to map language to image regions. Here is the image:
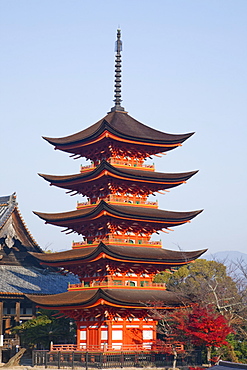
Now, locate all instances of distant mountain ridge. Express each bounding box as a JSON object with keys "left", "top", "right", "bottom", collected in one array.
[{"left": 203, "top": 250, "right": 247, "bottom": 265}]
